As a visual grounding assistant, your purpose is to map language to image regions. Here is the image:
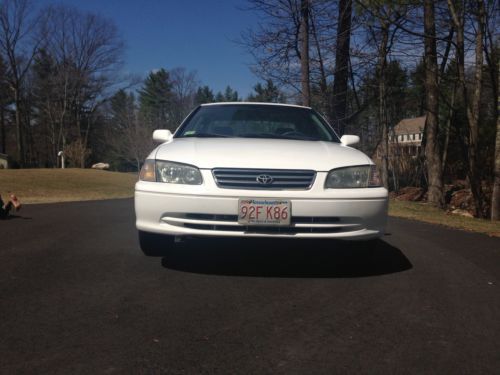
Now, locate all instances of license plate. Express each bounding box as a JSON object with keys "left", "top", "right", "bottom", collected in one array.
[{"left": 238, "top": 199, "right": 291, "bottom": 226}]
